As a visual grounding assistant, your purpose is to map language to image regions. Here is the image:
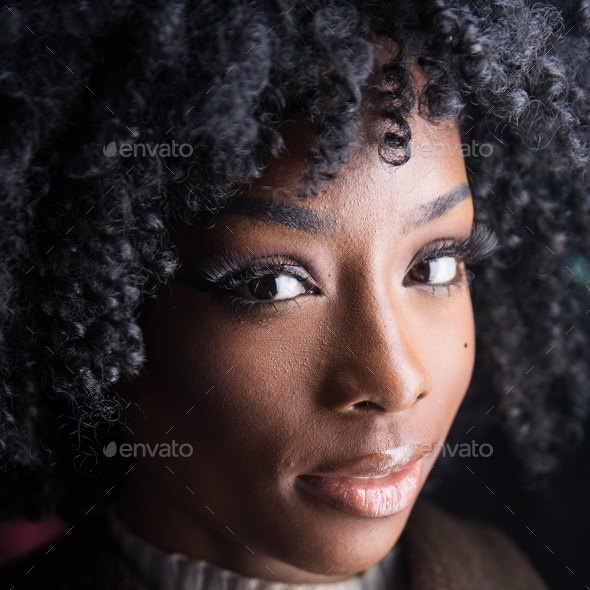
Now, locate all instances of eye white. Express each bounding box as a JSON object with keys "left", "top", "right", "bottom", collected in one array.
[
  {"left": 271, "top": 274, "right": 308, "bottom": 299},
  {"left": 425, "top": 257, "right": 458, "bottom": 284},
  {"left": 236, "top": 273, "right": 309, "bottom": 301}
]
